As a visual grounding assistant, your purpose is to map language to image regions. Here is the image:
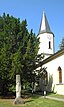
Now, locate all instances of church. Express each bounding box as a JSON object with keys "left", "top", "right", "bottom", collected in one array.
[{"left": 37, "top": 12, "right": 64, "bottom": 95}]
